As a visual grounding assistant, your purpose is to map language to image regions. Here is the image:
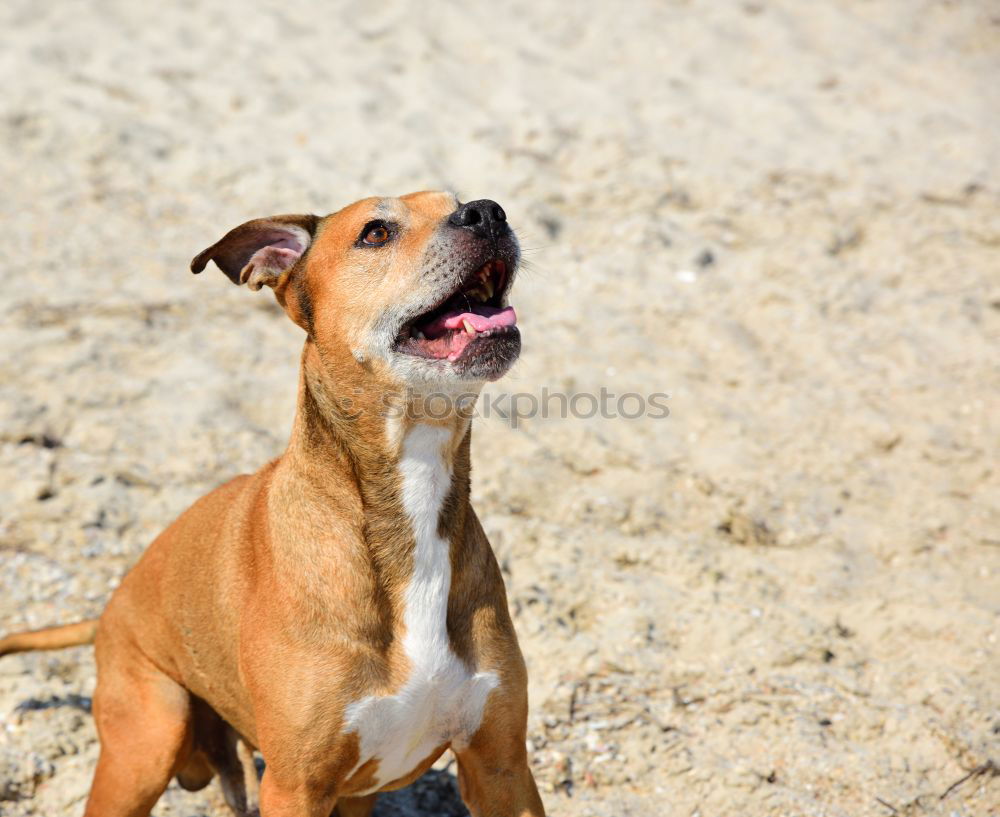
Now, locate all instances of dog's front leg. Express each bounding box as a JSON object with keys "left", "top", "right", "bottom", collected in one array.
[
  {"left": 454, "top": 743, "right": 545, "bottom": 817},
  {"left": 453, "top": 694, "right": 545, "bottom": 817},
  {"left": 253, "top": 717, "right": 367, "bottom": 817},
  {"left": 258, "top": 768, "right": 337, "bottom": 817}
]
